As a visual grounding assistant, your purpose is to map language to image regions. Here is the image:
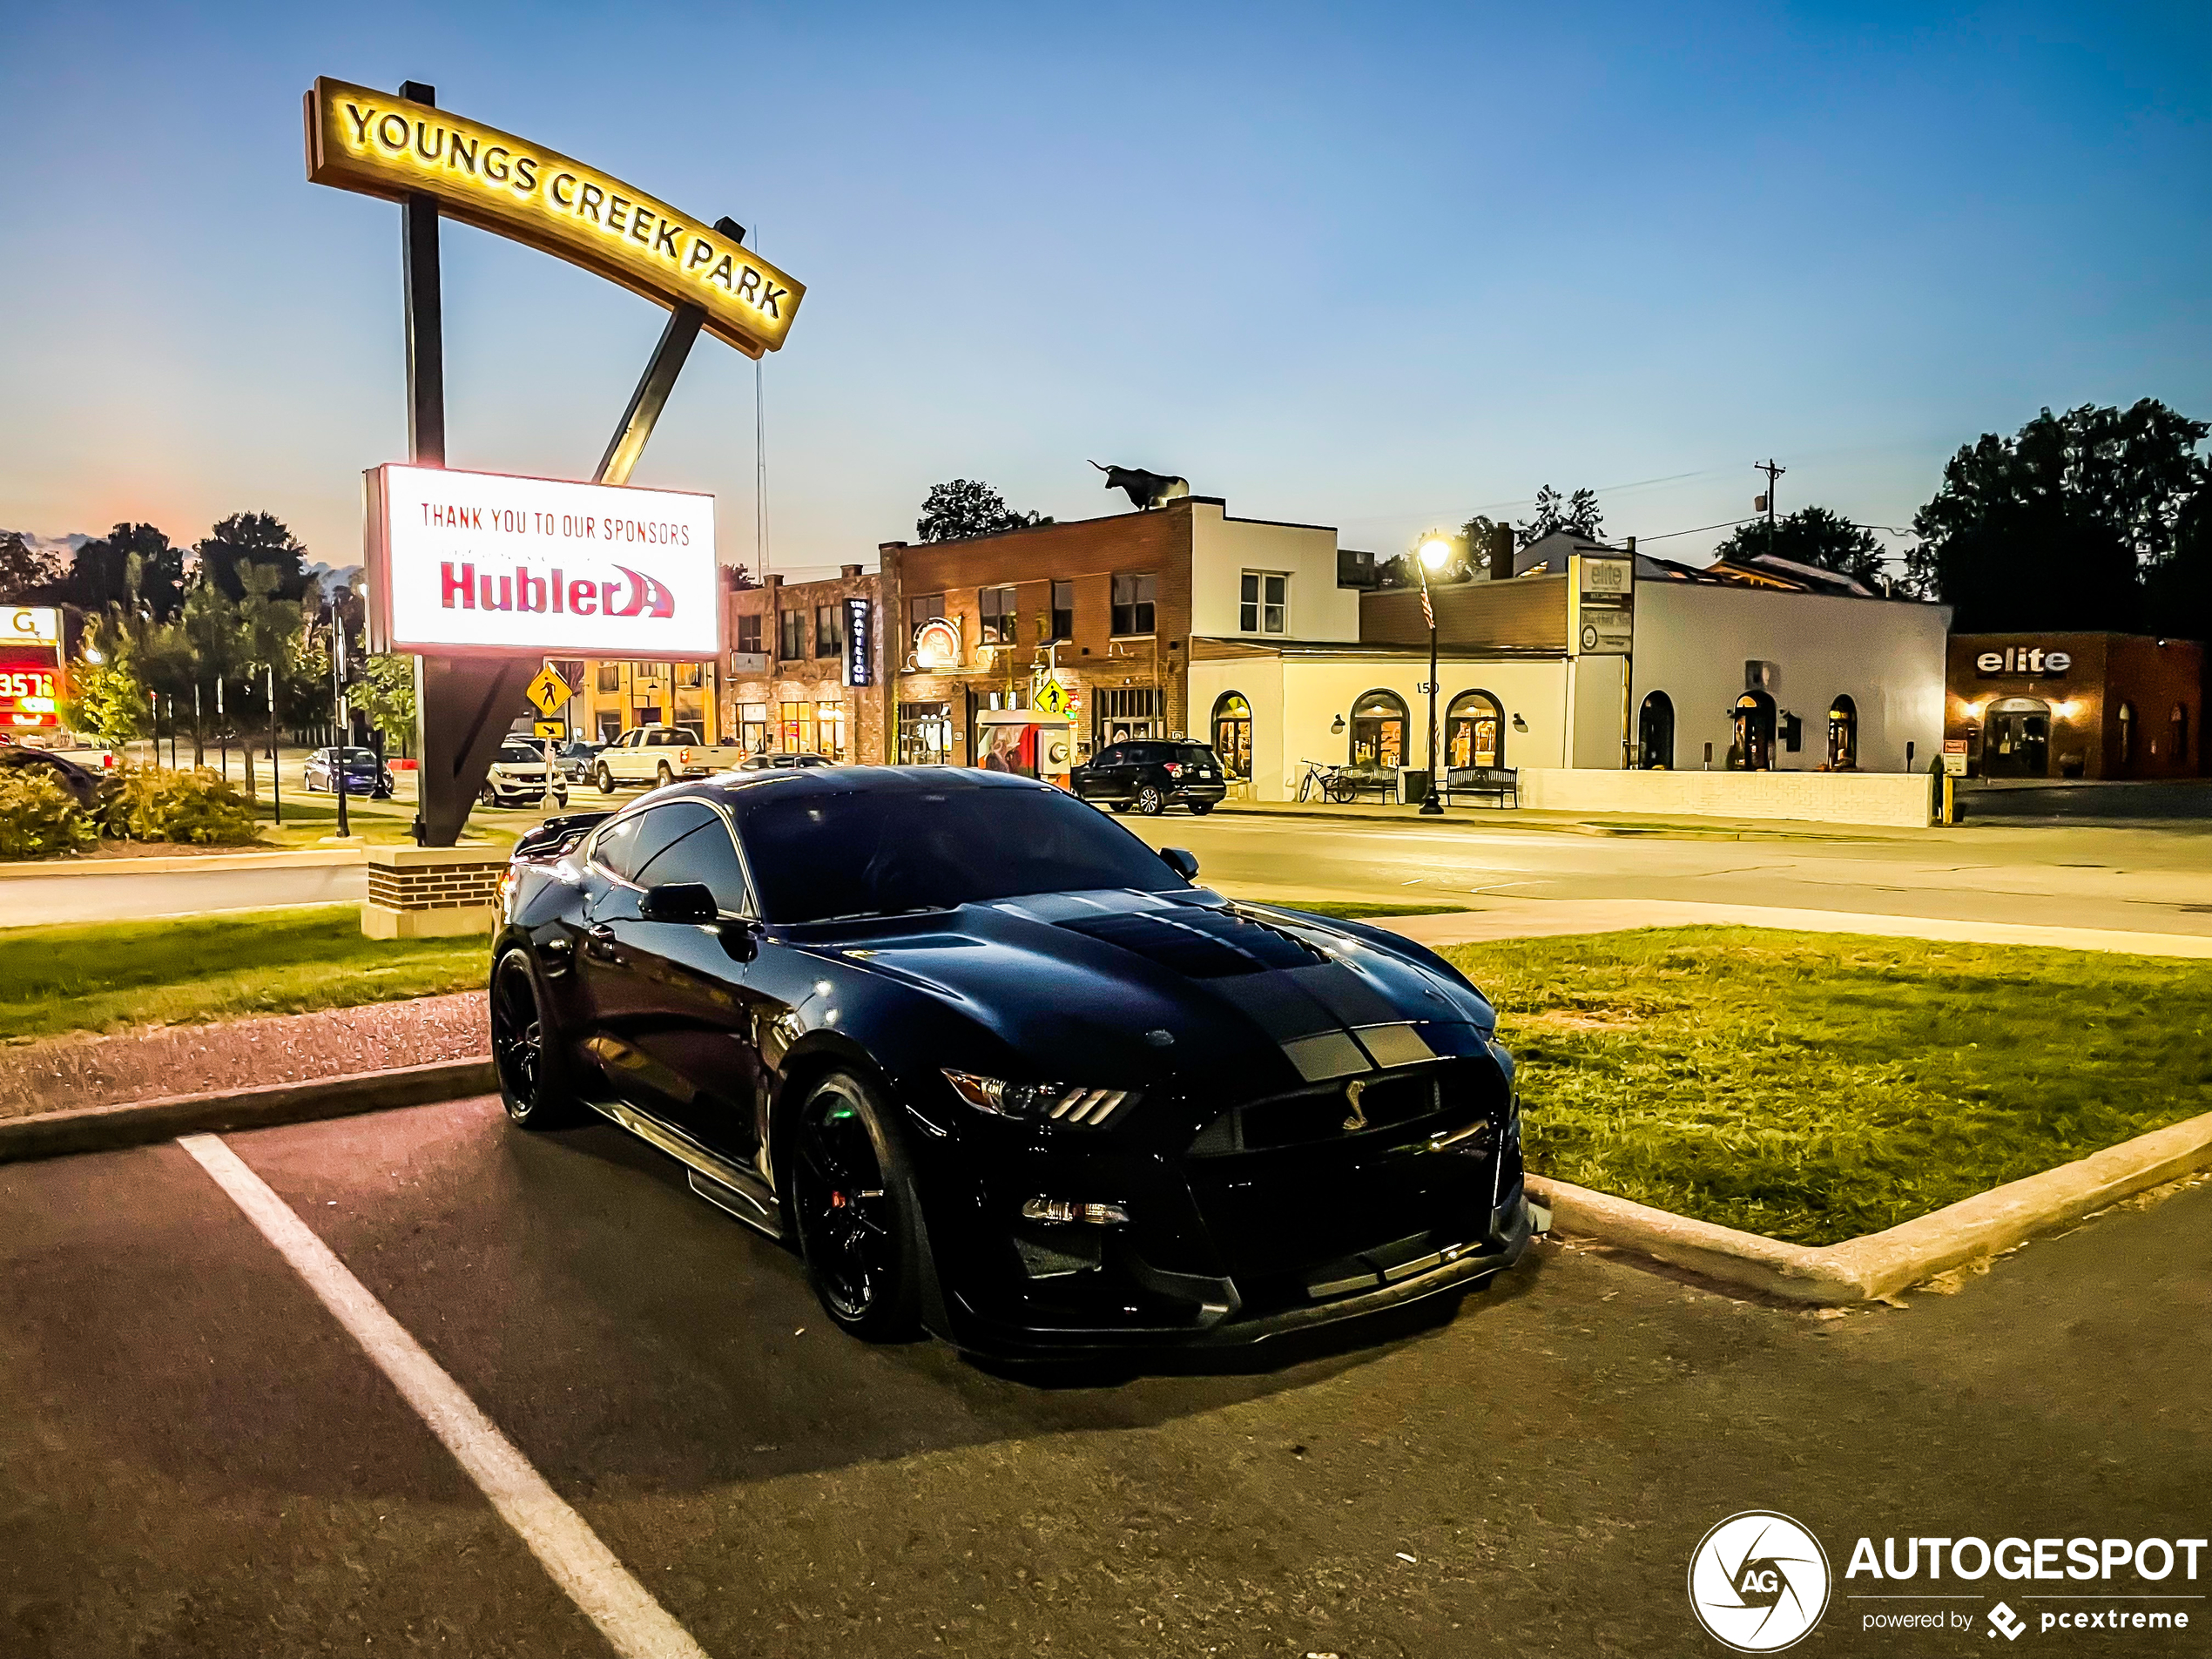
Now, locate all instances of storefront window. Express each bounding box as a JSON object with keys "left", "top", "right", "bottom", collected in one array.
[
  {"left": 2118, "top": 702, "right": 2136, "bottom": 768},
  {"left": 1446, "top": 690, "right": 1503, "bottom": 769},
  {"left": 1211, "top": 692, "right": 1251, "bottom": 779},
  {"left": 1636, "top": 691, "right": 1674, "bottom": 770},
  {"left": 1731, "top": 692, "right": 1777, "bottom": 771},
  {"left": 1096, "top": 687, "right": 1161, "bottom": 744},
  {"left": 738, "top": 703, "right": 768, "bottom": 754},
  {"left": 1349, "top": 690, "right": 1407, "bottom": 770},
  {"left": 817, "top": 701, "right": 846, "bottom": 761},
  {"left": 778, "top": 700, "right": 815, "bottom": 754},
  {"left": 676, "top": 662, "right": 703, "bottom": 690},
  {"left": 596, "top": 662, "right": 621, "bottom": 694},
  {"left": 899, "top": 701, "right": 953, "bottom": 765},
  {"left": 597, "top": 712, "right": 624, "bottom": 744},
  {"left": 1826, "top": 695, "right": 1858, "bottom": 770},
  {"left": 2174, "top": 704, "right": 2191, "bottom": 769}
]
